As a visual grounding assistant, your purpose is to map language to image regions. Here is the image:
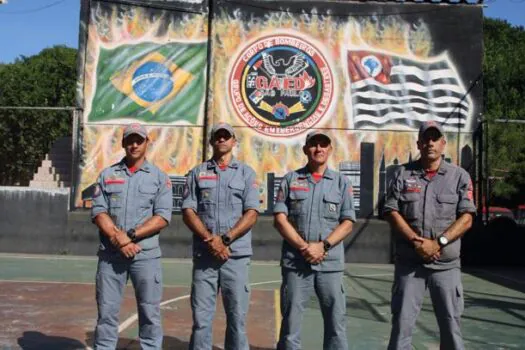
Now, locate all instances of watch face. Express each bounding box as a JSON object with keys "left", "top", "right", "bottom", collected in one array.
[{"left": 439, "top": 236, "right": 448, "bottom": 245}]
